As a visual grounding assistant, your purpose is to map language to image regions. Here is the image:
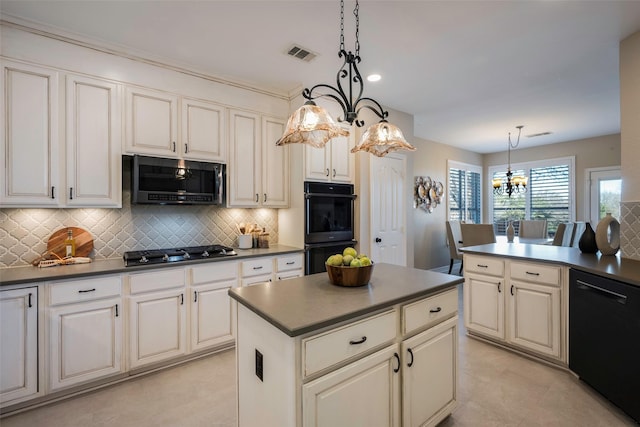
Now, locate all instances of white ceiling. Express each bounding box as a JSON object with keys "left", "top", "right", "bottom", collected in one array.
[{"left": 2, "top": 0, "right": 640, "bottom": 153}]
